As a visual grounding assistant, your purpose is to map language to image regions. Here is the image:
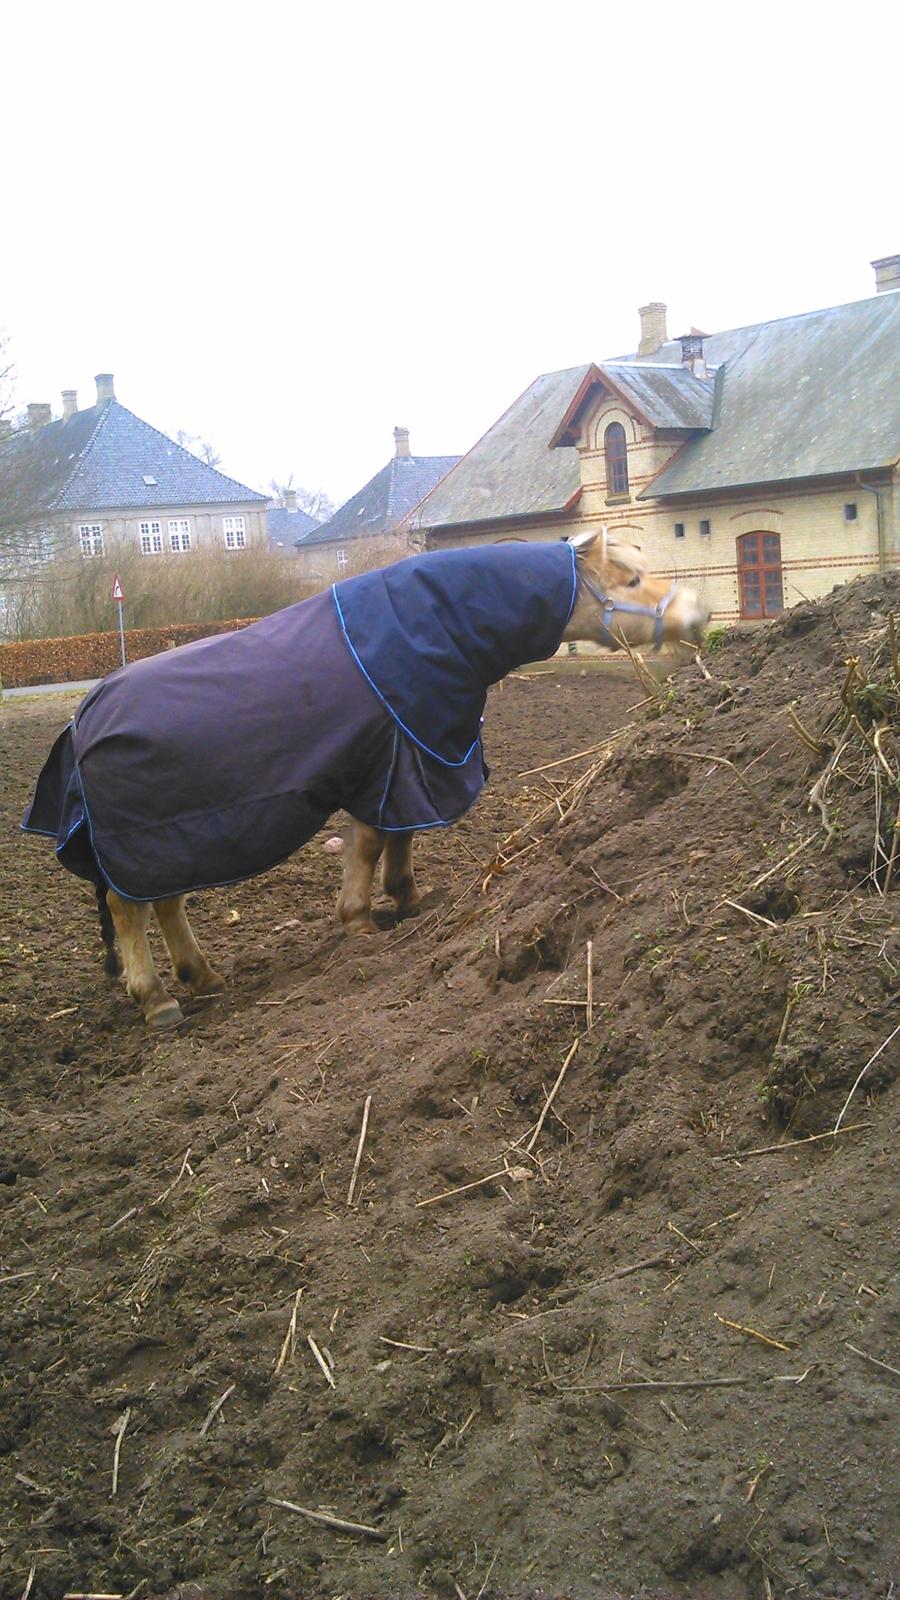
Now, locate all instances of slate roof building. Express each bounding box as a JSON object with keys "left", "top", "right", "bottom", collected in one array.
[
  {"left": 266, "top": 489, "right": 321, "bottom": 553},
  {"left": 294, "top": 427, "right": 459, "bottom": 579},
  {"left": 407, "top": 258, "right": 900, "bottom": 623},
  {"left": 1, "top": 374, "right": 267, "bottom": 579}
]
